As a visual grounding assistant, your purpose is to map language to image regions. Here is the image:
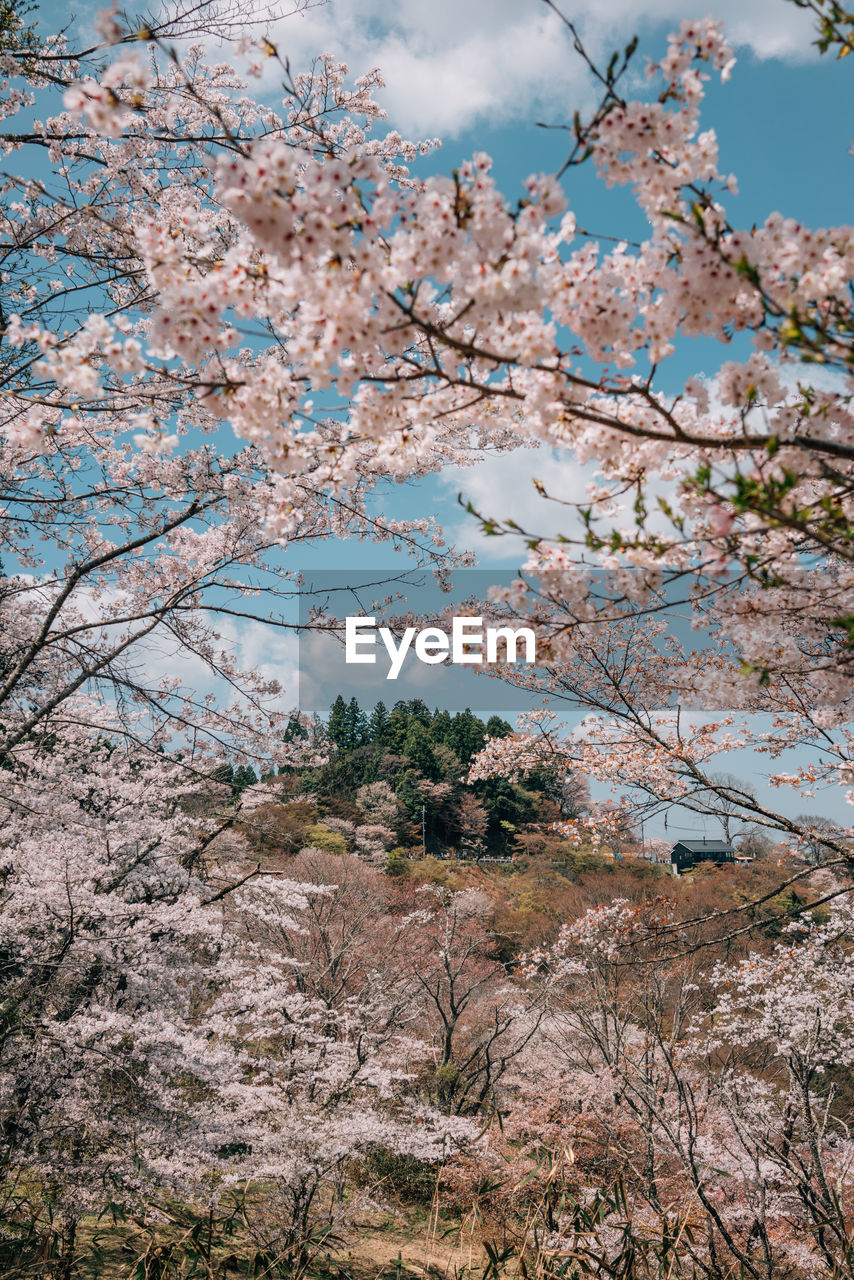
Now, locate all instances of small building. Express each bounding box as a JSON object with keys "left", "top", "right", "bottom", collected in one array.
[{"left": 671, "top": 839, "right": 735, "bottom": 874}]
